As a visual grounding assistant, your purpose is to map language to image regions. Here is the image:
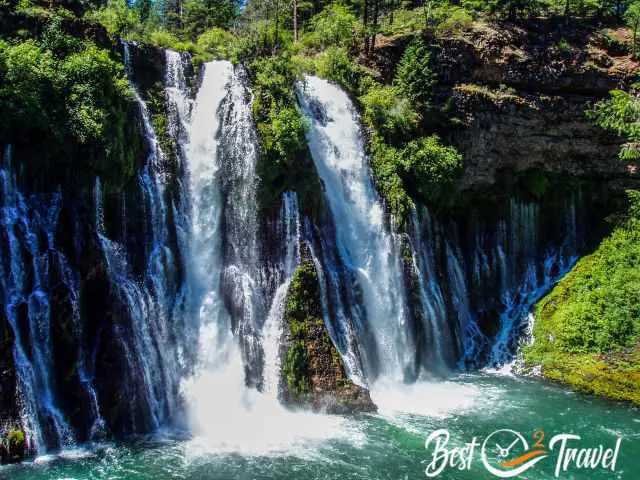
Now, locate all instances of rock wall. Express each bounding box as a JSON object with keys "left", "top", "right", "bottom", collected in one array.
[{"left": 373, "top": 19, "right": 640, "bottom": 195}]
